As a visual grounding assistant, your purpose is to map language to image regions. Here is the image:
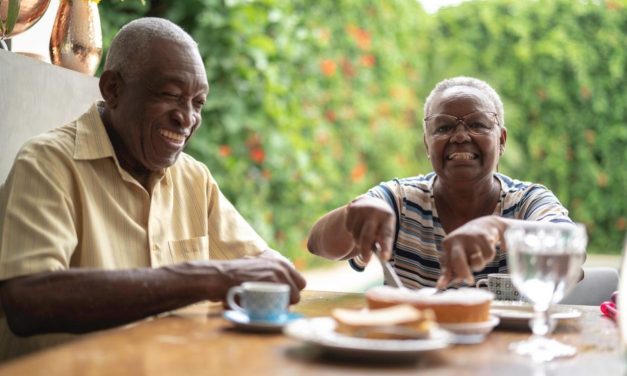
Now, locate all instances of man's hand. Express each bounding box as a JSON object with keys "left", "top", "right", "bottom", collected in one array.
[
  {"left": 205, "top": 257, "right": 306, "bottom": 304},
  {"left": 436, "top": 216, "right": 504, "bottom": 289},
  {"left": 345, "top": 196, "right": 396, "bottom": 262}
]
